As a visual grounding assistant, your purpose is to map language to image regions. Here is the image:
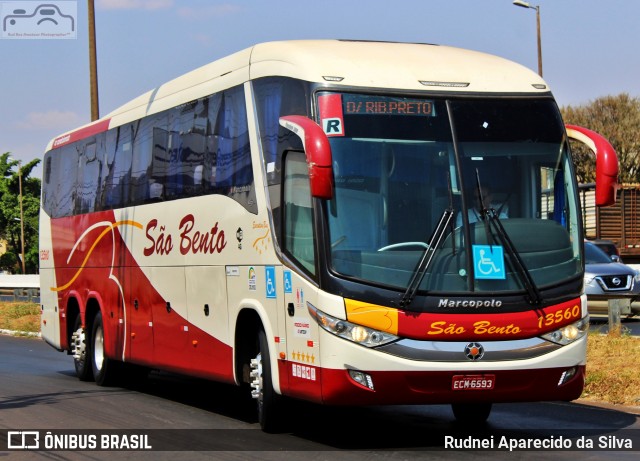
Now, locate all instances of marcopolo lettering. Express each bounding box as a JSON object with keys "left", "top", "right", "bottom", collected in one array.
[{"left": 438, "top": 298, "right": 503, "bottom": 308}]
